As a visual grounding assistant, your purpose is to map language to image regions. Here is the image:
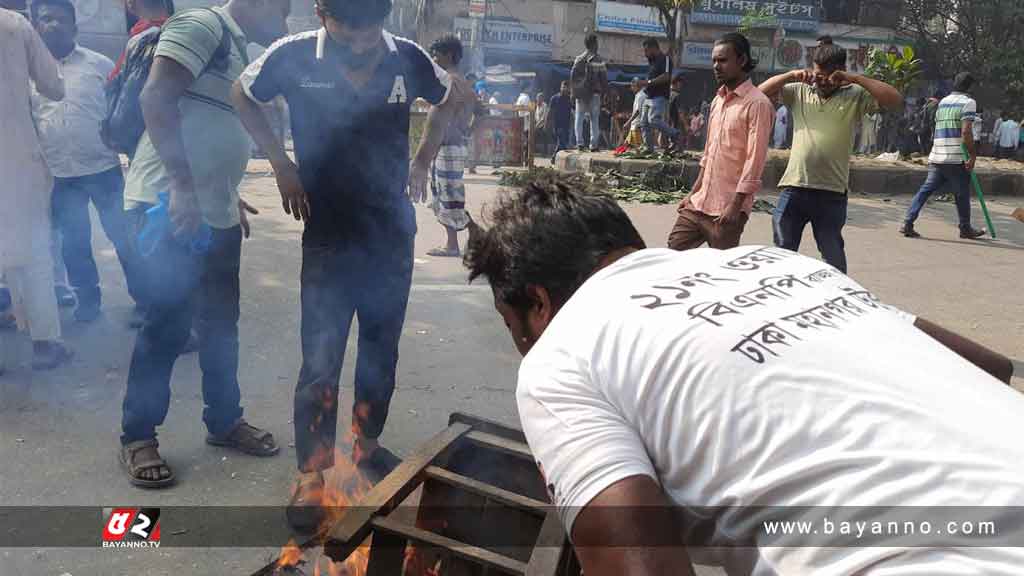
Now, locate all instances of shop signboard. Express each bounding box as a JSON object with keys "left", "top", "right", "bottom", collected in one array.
[
  {"left": 690, "top": 0, "right": 820, "bottom": 32},
  {"left": 454, "top": 17, "right": 553, "bottom": 56},
  {"left": 595, "top": 1, "right": 665, "bottom": 38}
]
